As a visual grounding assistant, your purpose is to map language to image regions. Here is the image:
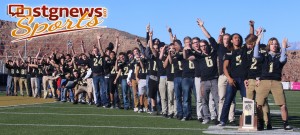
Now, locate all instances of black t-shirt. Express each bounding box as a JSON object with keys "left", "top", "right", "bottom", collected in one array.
[
  {"left": 181, "top": 50, "right": 195, "bottom": 78},
  {"left": 224, "top": 46, "right": 248, "bottom": 79},
  {"left": 109, "top": 60, "right": 117, "bottom": 78},
  {"left": 157, "top": 53, "right": 167, "bottom": 76},
  {"left": 37, "top": 64, "right": 44, "bottom": 77},
  {"left": 12, "top": 65, "right": 20, "bottom": 77},
  {"left": 193, "top": 57, "right": 201, "bottom": 78},
  {"left": 260, "top": 52, "right": 286, "bottom": 81},
  {"left": 245, "top": 47, "right": 264, "bottom": 79},
  {"left": 166, "top": 62, "right": 175, "bottom": 81},
  {"left": 173, "top": 52, "right": 183, "bottom": 78},
  {"left": 207, "top": 37, "right": 228, "bottom": 75},
  {"left": 195, "top": 46, "right": 219, "bottom": 81},
  {"left": 77, "top": 59, "right": 89, "bottom": 67},
  {"left": 43, "top": 63, "right": 54, "bottom": 76},
  {"left": 128, "top": 58, "right": 137, "bottom": 80},
  {"left": 20, "top": 65, "right": 28, "bottom": 78},
  {"left": 89, "top": 54, "right": 105, "bottom": 75},
  {"left": 147, "top": 55, "right": 158, "bottom": 76},
  {"left": 118, "top": 61, "right": 130, "bottom": 79},
  {"left": 30, "top": 67, "right": 38, "bottom": 77},
  {"left": 137, "top": 61, "right": 148, "bottom": 79},
  {"left": 20, "top": 67, "right": 27, "bottom": 78},
  {"left": 104, "top": 57, "right": 113, "bottom": 76}
]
